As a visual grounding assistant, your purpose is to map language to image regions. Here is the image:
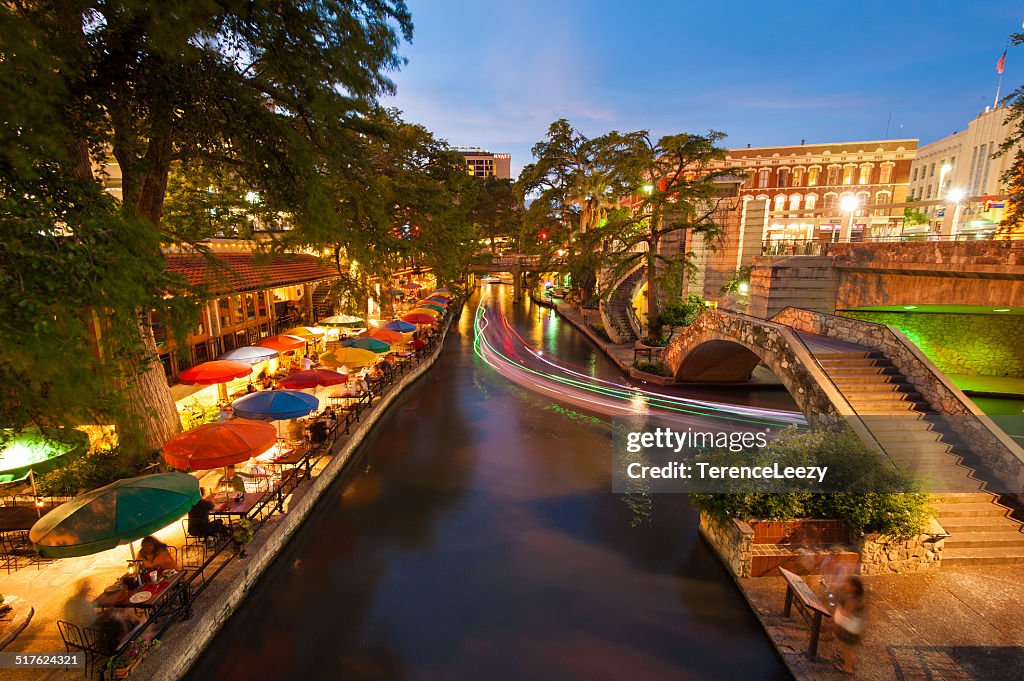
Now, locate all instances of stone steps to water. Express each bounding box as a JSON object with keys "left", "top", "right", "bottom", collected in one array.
[{"left": 941, "top": 546, "right": 1024, "bottom": 566}]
